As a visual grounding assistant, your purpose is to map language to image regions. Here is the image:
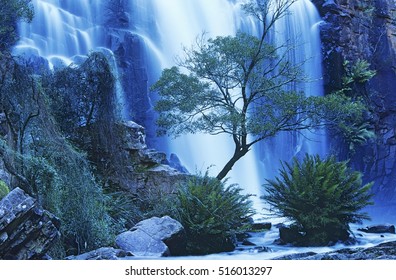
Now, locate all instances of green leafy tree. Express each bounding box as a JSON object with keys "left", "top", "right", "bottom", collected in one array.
[
  {"left": 0, "top": 0, "right": 34, "bottom": 52},
  {"left": 263, "top": 154, "right": 373, "bottom": 246},
  {"left": 151, "top": 0, "right": 366, "bottom": 180}
]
